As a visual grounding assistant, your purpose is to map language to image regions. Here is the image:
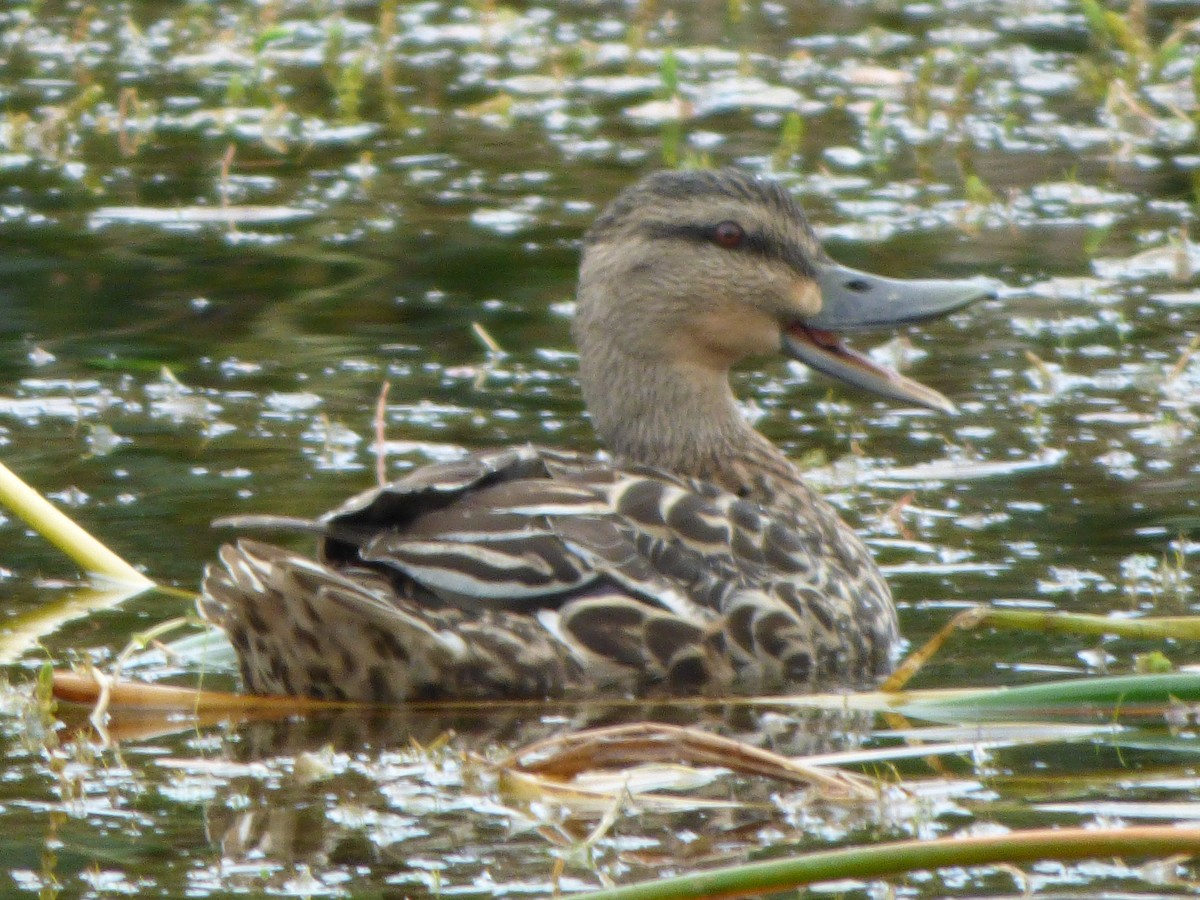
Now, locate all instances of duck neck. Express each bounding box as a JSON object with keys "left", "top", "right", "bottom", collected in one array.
[{"left": 578, "top": 348, "right": 802, "bottom": 502}]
